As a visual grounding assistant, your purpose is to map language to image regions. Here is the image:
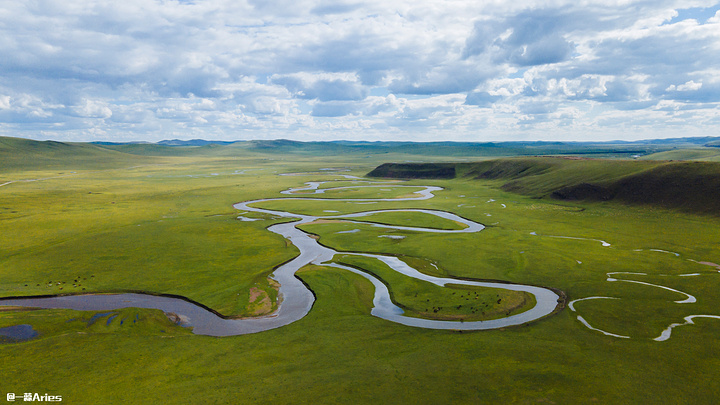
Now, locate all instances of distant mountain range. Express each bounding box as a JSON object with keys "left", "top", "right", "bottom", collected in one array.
[
  {"left": 157, "top": 139, "right": 238, "bottom": 146},
  {"left": 4, "top": 134, "right": 719, "bottom": 173},
  {"left": 89, "top": 136, "right": 720, "bottom": 148},
  {"left": 92, "top": 139, "right": 236, "bottom": 146}
]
